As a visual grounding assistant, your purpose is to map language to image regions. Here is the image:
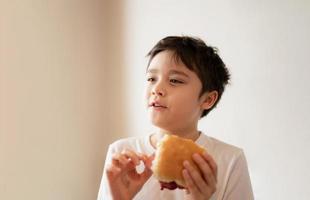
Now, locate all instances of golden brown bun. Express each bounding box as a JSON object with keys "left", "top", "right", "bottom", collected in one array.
[{"left": 151, "top": 134, "right": 206, "bottom": 188}]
